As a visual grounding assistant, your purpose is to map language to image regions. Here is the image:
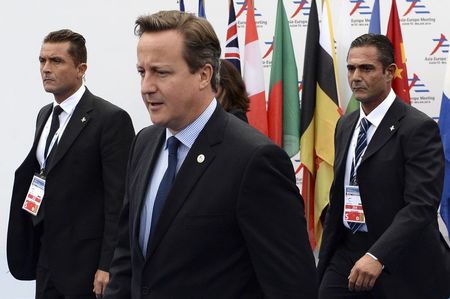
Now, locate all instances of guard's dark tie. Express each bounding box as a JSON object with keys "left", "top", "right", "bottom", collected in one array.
[
  {"left": 43, "top": 105, "right": 64, "bottom": 174},
  {"left": 44, "top": 105, "right": 64, "bottom": 158},
  {"left": 348, "top": 117, "right": 371, "bottom": 233},
  {"left": 33, "top": 105, "right": 63, "bottom": 226},
  {"left": 148, "top": 136, "right": 180, "bottom": 250}
]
